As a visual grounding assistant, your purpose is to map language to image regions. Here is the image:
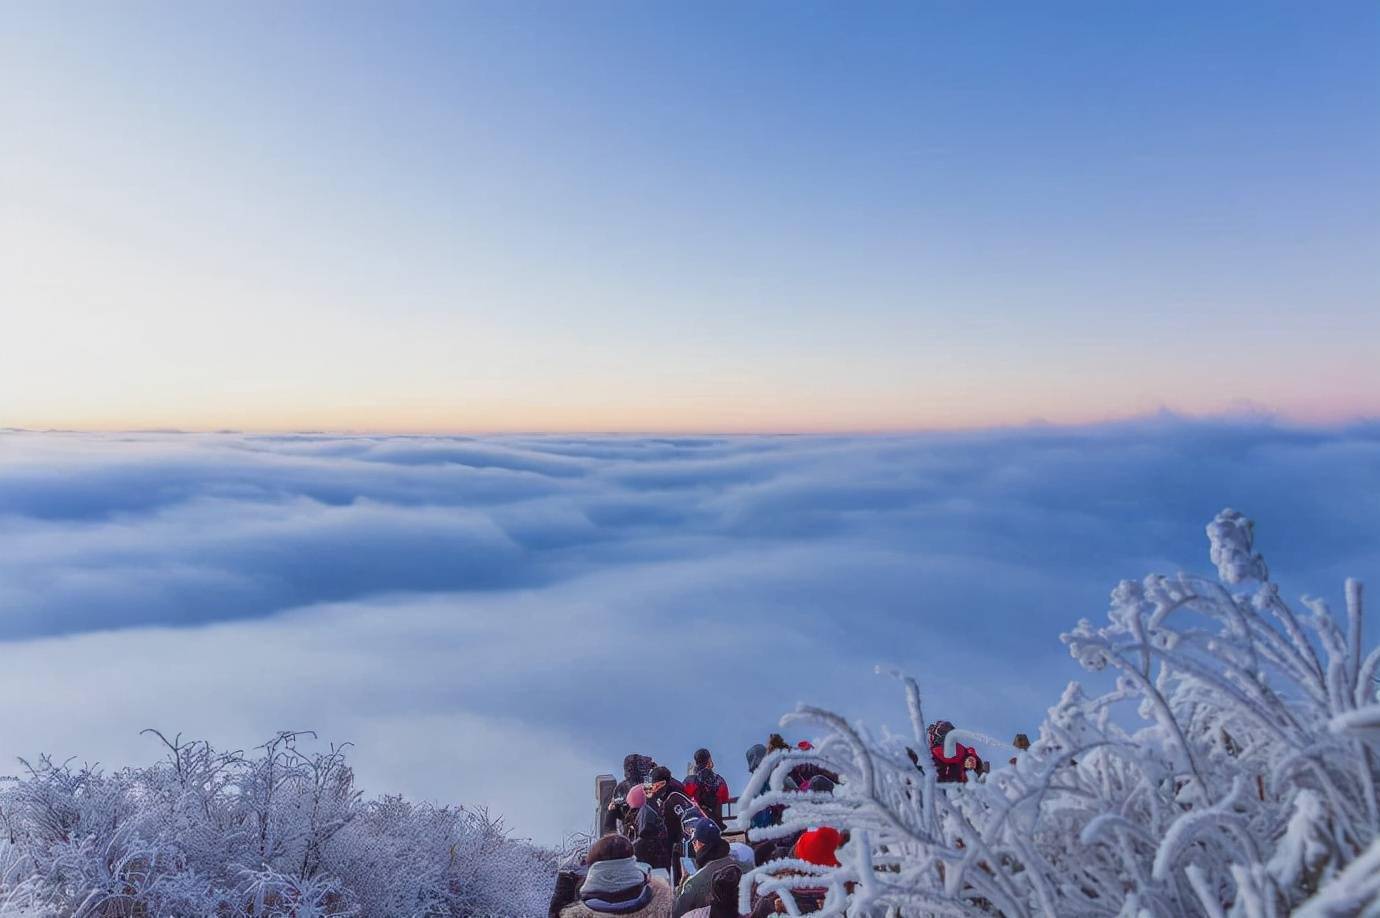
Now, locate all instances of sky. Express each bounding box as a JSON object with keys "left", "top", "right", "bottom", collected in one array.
[
  {"left": 3, "top": 1, "right": 1379, "bottom": 432},
  {"left": 2, "top": 420, "right": 1380, "bottom": 842}
]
